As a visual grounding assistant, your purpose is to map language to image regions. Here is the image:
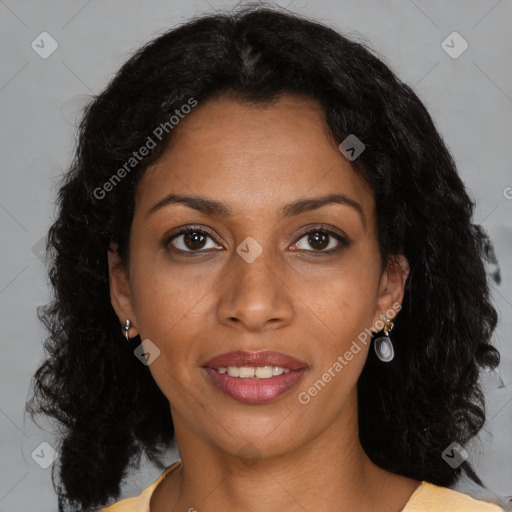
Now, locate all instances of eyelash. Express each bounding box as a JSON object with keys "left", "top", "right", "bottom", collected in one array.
[{"left": 163, "top": 224, "right": 350, "bottom": 258}]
